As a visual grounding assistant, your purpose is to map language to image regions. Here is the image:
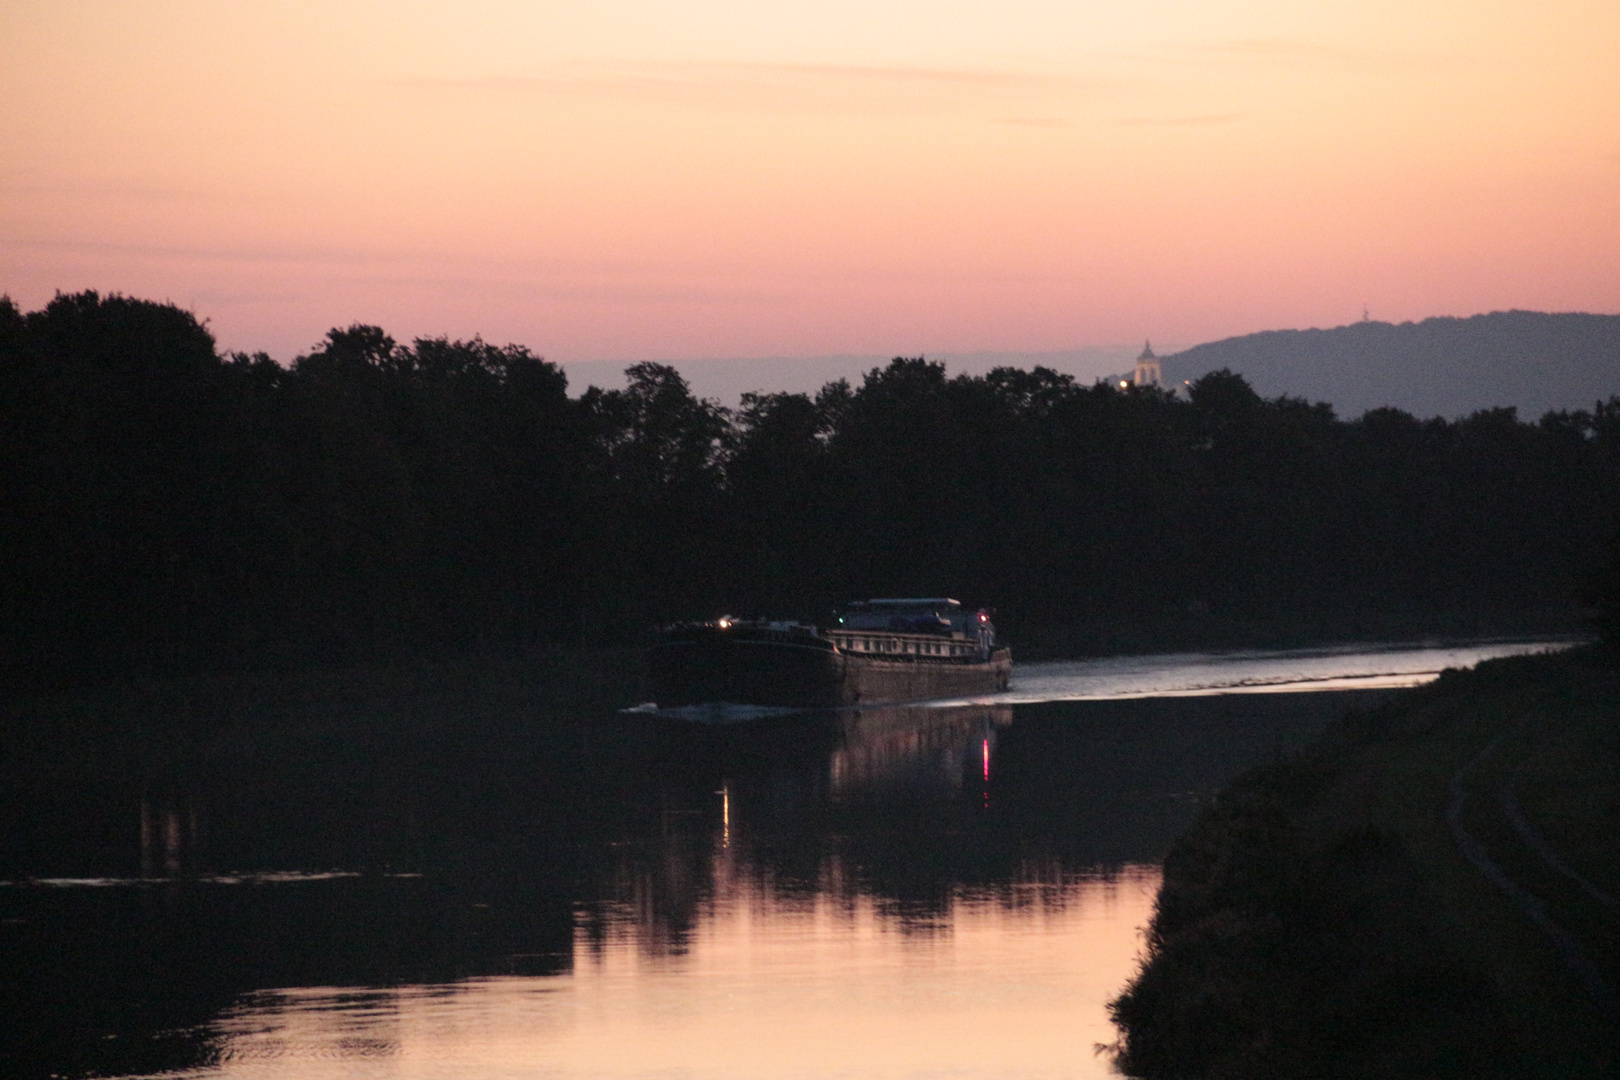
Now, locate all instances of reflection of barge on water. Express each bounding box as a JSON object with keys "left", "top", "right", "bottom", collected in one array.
[{"left": 649, "top": 598, "right": 1012, "bottom": 709}]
